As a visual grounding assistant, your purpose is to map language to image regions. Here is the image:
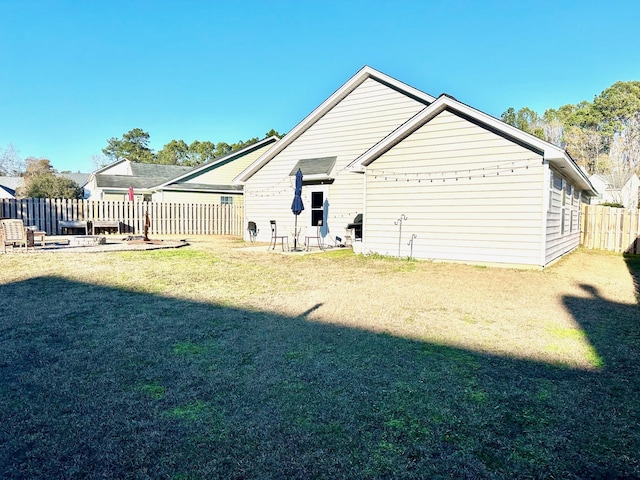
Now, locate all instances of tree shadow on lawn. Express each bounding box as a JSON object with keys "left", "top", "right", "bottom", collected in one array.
[{"left": 0, "top": 275, "right": 638, "bottom": 479}]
